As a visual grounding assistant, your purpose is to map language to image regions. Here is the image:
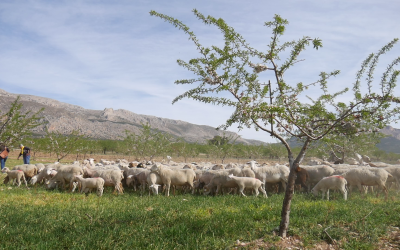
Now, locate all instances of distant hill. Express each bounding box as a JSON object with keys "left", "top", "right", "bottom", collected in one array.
[
  {"left": 0, "top": 88, "right": 265, "bottom": 145},
  {"left": 377, "top": 127, "right": 400, "bottom": 153}
]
